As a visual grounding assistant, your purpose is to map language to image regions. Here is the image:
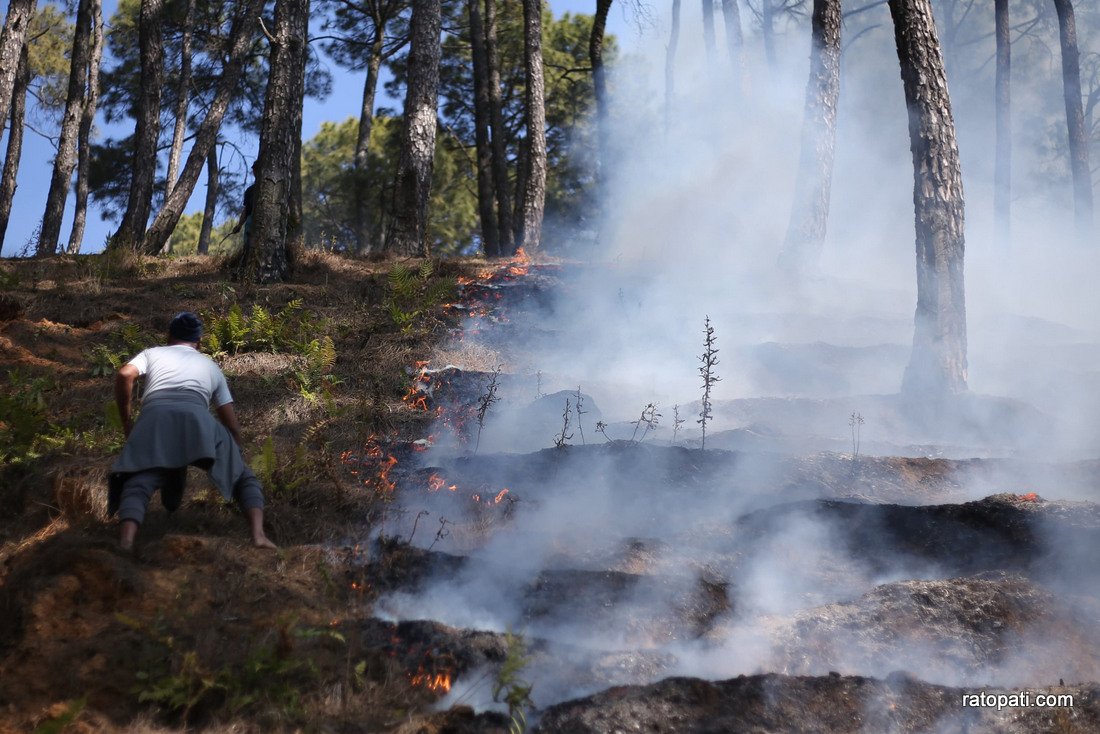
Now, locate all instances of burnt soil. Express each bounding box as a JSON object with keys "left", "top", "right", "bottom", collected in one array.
[{"left": 2, "top": 253, "right": 1099, "bottom": 733}]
